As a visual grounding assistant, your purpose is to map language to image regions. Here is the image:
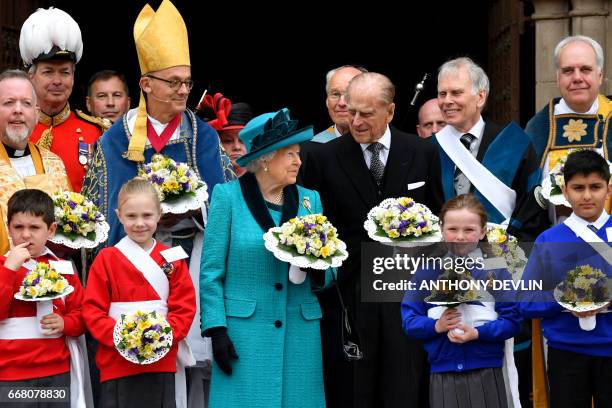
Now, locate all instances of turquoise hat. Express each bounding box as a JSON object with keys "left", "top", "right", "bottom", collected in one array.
[{"left": 236, "top": 108, "right": 314, "bottom": 167}]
